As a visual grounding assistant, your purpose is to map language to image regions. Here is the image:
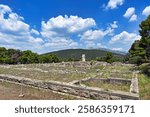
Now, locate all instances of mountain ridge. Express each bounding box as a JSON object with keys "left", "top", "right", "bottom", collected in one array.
[{"left": 43, "top": 48, "right": 125, "bottom": 60}]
